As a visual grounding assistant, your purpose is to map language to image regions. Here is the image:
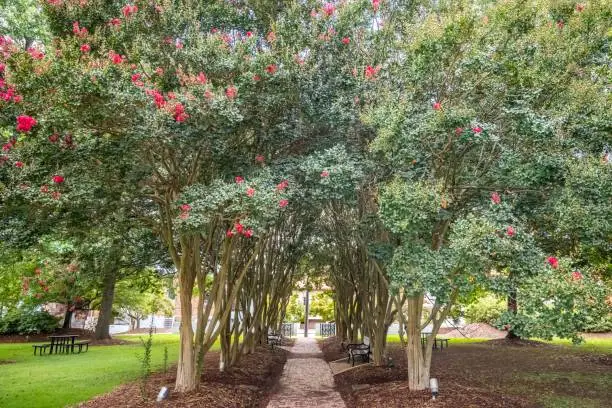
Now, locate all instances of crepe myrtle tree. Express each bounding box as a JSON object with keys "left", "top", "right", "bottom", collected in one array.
[
  {"left": 0, "top": 0, "right": 330, "bottom": 392},
  {"left": 368, "top": 0, "right": 610, "bottom": 390}
]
